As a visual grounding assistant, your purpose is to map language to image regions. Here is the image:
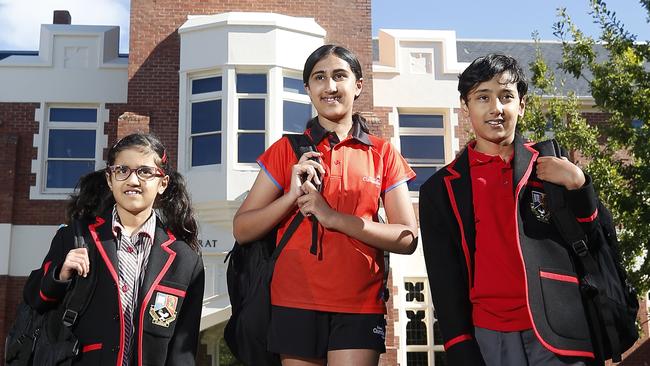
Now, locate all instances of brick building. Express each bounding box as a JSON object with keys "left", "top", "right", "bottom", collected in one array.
[{"left": 1, "top": 2, "right": 648, "bottom": 365}]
